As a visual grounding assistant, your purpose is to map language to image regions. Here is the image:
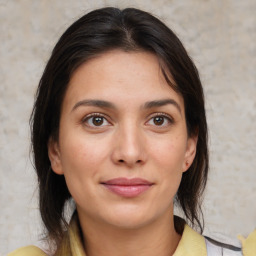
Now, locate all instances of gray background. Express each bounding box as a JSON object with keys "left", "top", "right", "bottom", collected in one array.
[{"left": 1, "top": 0, "right": 255, "bottom": 254}]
